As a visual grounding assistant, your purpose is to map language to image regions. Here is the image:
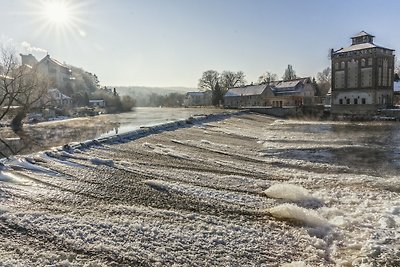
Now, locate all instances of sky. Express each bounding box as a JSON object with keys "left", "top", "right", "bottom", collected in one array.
[{"left": 1, "top": 0, "right": 400, "bottom": 88}]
